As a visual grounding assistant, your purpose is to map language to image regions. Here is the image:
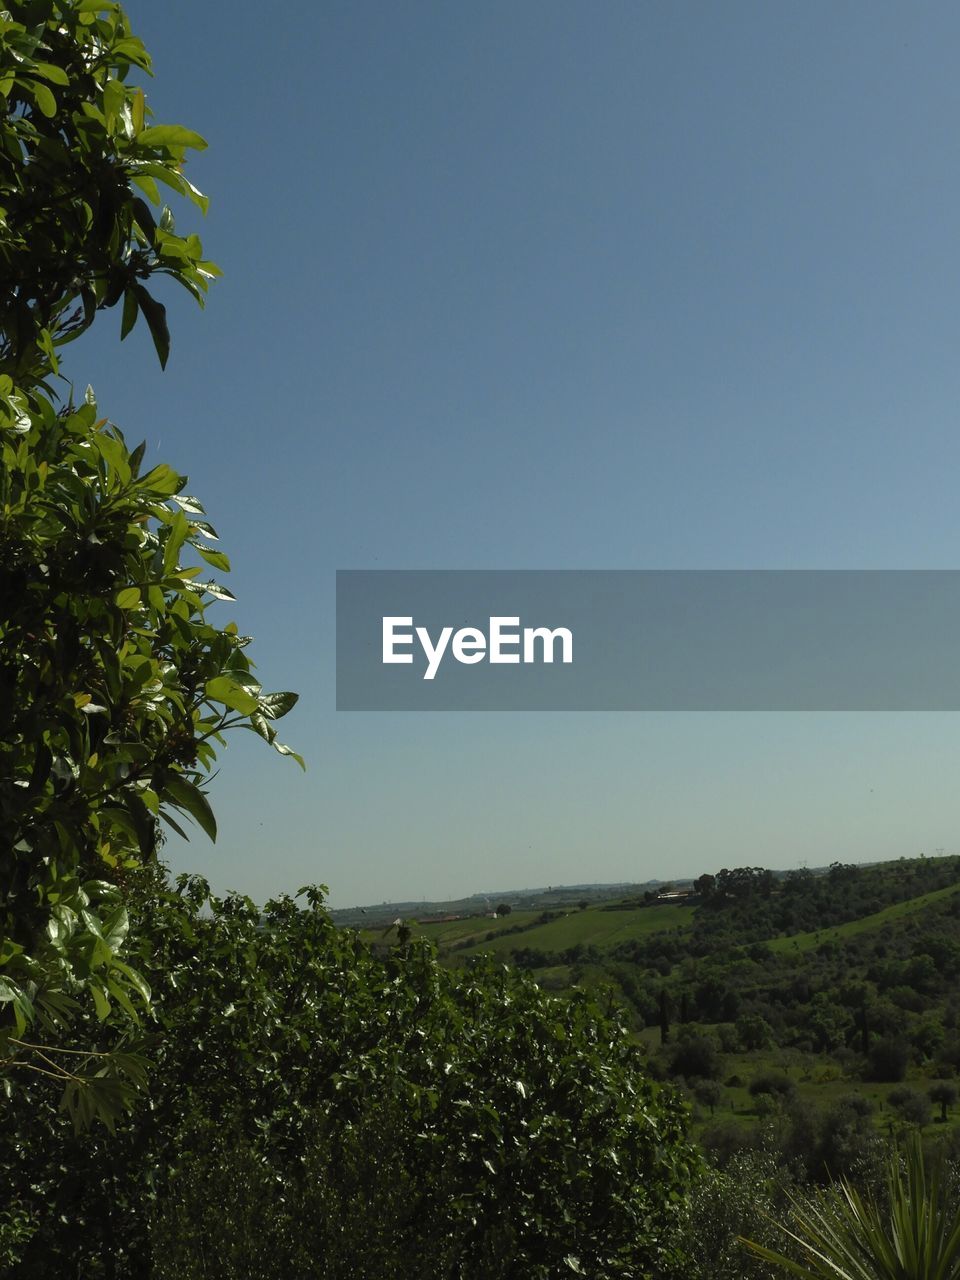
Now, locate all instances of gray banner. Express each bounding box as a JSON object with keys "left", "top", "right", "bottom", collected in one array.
[{"left": 336, "top": 570, "right": 960, "bottom": 711}]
